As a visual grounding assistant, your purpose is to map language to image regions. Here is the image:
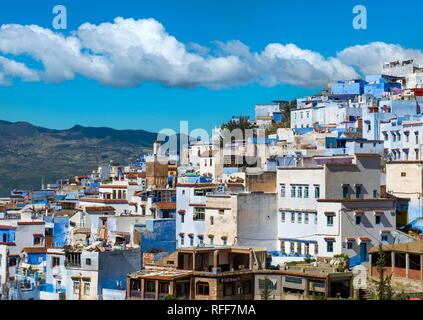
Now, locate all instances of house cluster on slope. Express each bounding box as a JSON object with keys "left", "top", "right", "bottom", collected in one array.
[{"left": 2, "top": 59, "right": 423, "bottom": 300}]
